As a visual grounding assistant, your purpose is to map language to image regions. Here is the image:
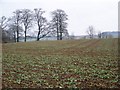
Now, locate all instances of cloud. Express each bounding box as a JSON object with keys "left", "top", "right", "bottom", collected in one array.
[{"left": 0, "top": 0, "right": 118, "bottom": 35}]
